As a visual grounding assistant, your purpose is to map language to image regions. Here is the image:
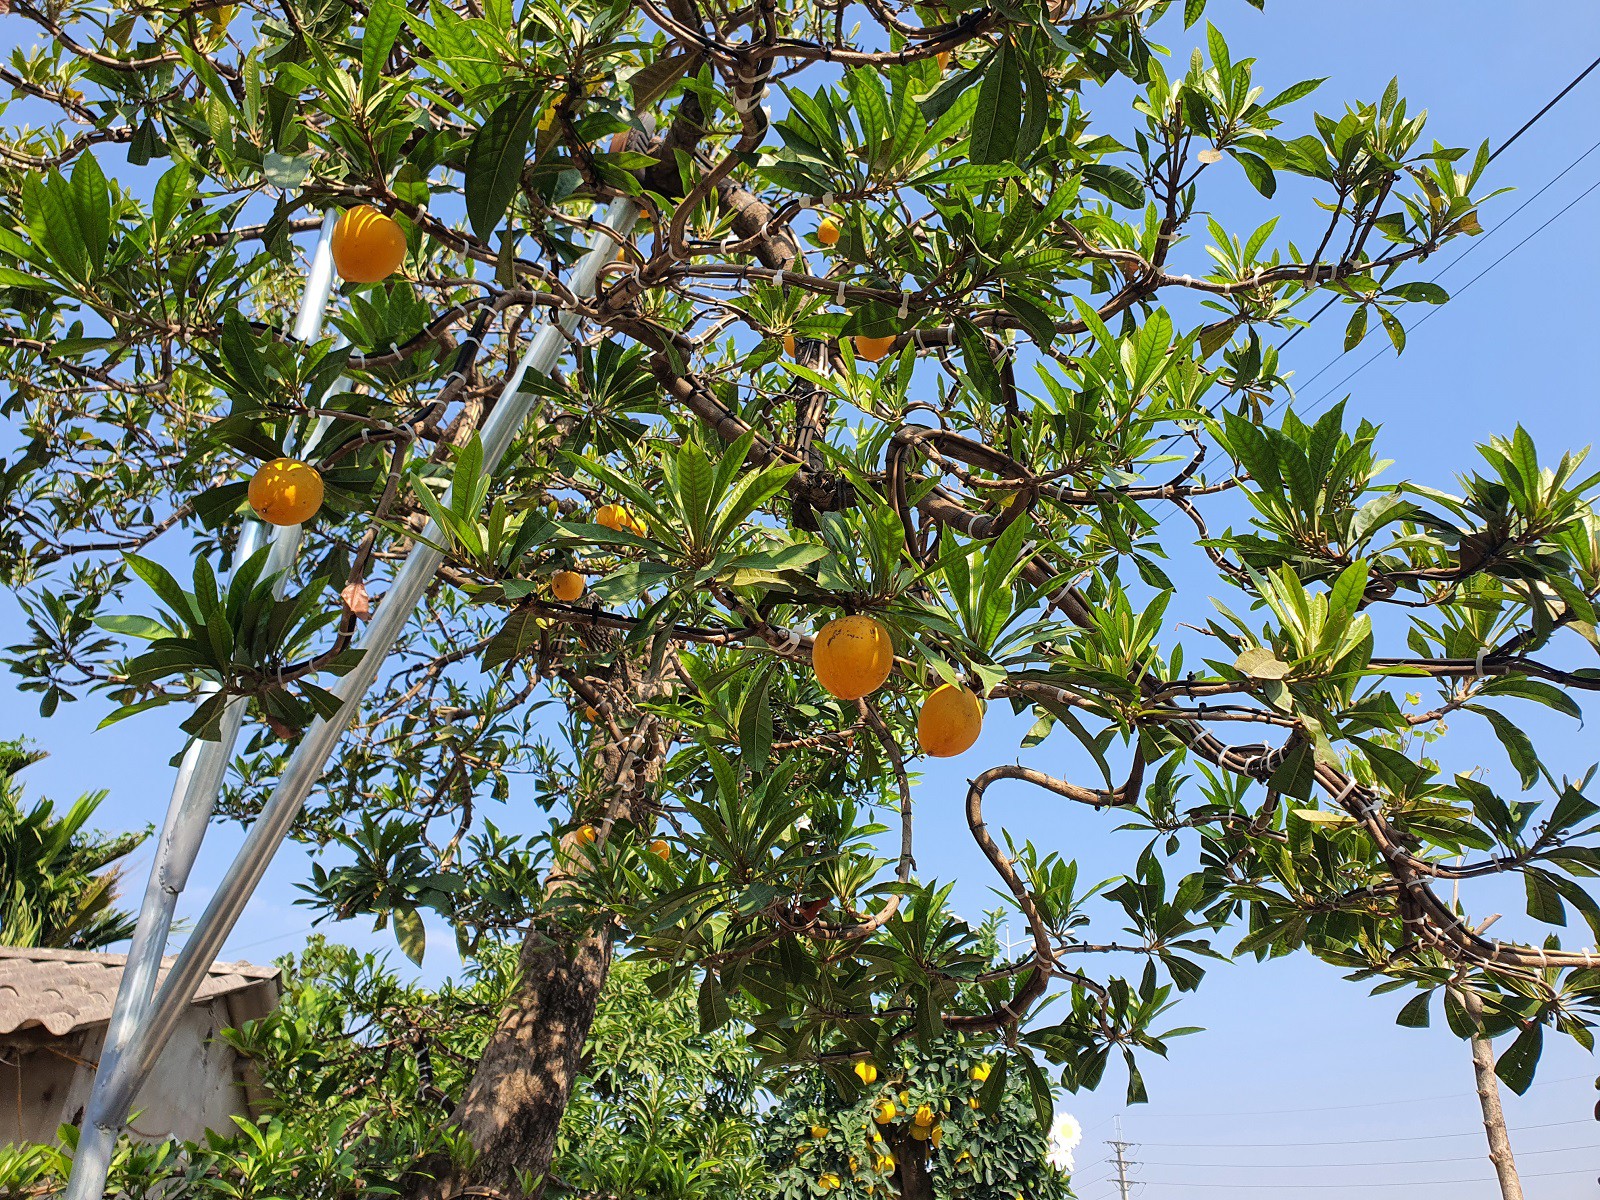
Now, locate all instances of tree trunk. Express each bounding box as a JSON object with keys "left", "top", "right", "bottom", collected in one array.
[
  {"left": 1459, "top": 989, "right": 1524, "bottom": 1200},
  {"left": 891, "top": 1130, "right": 936, "bottom": 1200},
  {"left": 434, "top": 927, "right": 613, "bottom": 1197}
]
